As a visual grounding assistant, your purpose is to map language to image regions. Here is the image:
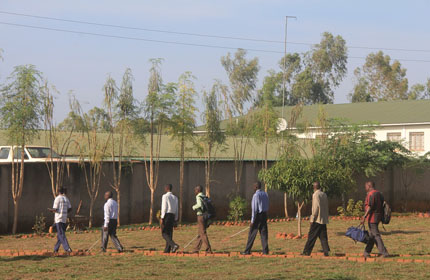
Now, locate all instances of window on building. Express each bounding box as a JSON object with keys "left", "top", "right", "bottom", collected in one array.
[
  {"left": 0, "top": 148, "right": 10, "bottom": 159},
  {"left": 387, "top": 132, "right": 401, "bottom": 142},
  {"left": 409, "top": 132, "right": 424, "bottom": 152}
]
